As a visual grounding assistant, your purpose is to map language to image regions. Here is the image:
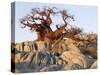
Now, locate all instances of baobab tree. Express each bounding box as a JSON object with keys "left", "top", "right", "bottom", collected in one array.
[{"left": 20, "top": 7, "right": 76, "bottom": 44}]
